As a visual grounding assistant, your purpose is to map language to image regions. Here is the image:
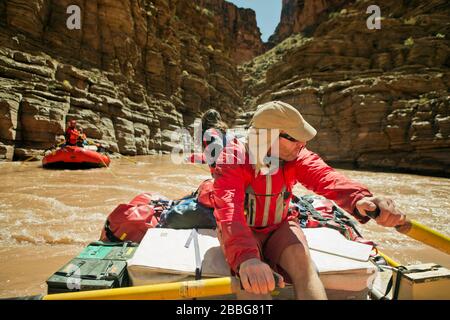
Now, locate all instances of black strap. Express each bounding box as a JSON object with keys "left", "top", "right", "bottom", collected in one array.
[
  {"left": 383, "top": 265, "right": 441, "bottom": 299},
  {"left": 392, "top": 266, "right": 406, "bottom": 300},
  {"left": 104, "top": 220, "right": 122, "bottom": 242},
  {"left": 383, "top": 266, "right": 408, "bottom": 300}
]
